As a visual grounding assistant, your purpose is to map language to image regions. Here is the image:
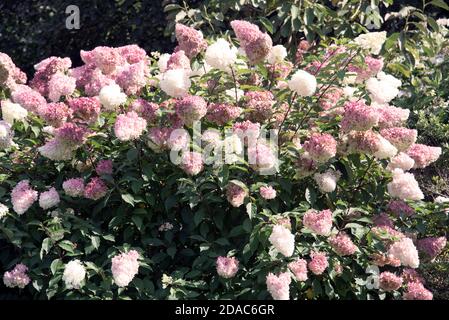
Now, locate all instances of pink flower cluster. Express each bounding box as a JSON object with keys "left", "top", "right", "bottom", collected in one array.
[
  {"left": 231, "top": 20, "right": 272, "bottom": 64},
  {"left": 328, "top": 232, "right": 357, "bottom": 256},
  {"left": 96, "top": 159, "right": 113, "bottom": 175},
  {"left": 11, "top": 180, "right": 38, "bottom": 215},
  {"left": 68, "top": 97, "right": 101, "bottom": 124},
  {"left": 288, "top": 259, "right": 308, "bottom": 281},
  {"left": 244, "top": 91, "right": 275, "bottom": 122},
  {"left": 226, "top": 183, "right": 248, "bottom": 207},
  {"left": 340, "top": 100, "right": 379, "bottom": 132},
  {"left": 175, "top": 95, "right": 207, "bottom": 125},
  {"left": 84, "top": 177, "right": 108, "bottom": 200},
  {"left": 379, "top": 271, "right": 403, "bottom": 291},
  {"left": 175, "top": 23, "right": 207, "bottom": 59},
  {"left": 62, "top": 178, "right": 85, "bottom": 197},
  {"left": 0, "top": 52, "right": 27, "bottom": 90},
  {"left": 260, "top": 186, "right": 276, "bottom": 200},
  {"left": 3, "top": 263, "right": 31, "bottom": 289},
  {"left": 308, "top": 251, "right": 328, "bottom": 275},
  {"left": 416, "top": 236, "right": 447, "bottom": 261},
  {"left": 206, "top": 103, "right": 242, "bottom": 125},
  {"left": 180, "top": 152, "right": 204, "bottom": 176},
  {"left": 303, "top": 209, "right": 333, "bottom": 236},
  {"left": 114, "top": 111, "right": 147, "bottom": 141},
  {"left": 266, "top": 272, "right": 291, "bottom": 300},
  {"left": 403, "top": 281, "right": 433, "bottom": 300},
  {"left": 303, "top": 133, "right": 337, "bottom": 163},
  {"left": 72, "top": 45, "right": 149, "bottom": 96},
  {"left": 130, "top": 99, "right": 159, "bottom": 122},
  {"left": 111, "top": 250, "right": 140, "bottom": 287},
  {"left": 380, "top": 127, "right": 417, "bottom": 151},
  {"left": 216, "top": 256, "right": 239, "bottom": 278},
  {"left": 38, "top": 102, "right": 72, "bottom": 127},
  {"left": 406, "top": 144, "right": 442, "bottom": 168}
]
